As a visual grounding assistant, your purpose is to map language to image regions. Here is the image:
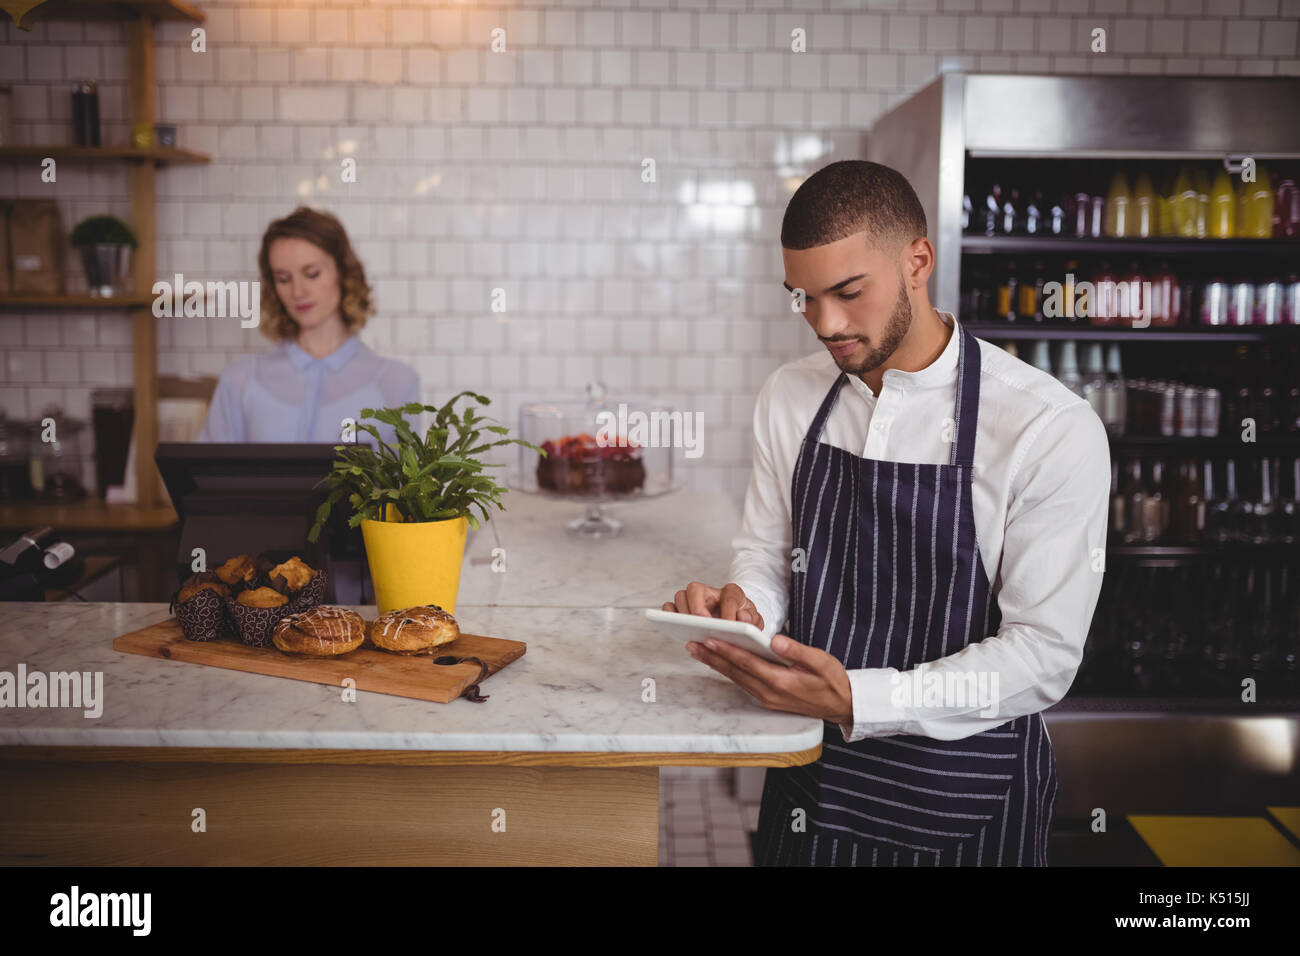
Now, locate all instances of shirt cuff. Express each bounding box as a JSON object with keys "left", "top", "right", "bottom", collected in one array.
[{"left": 836, "top": 667, "right": 908, "bottom": 742}]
